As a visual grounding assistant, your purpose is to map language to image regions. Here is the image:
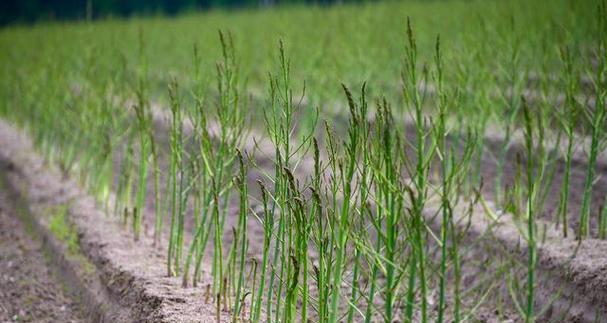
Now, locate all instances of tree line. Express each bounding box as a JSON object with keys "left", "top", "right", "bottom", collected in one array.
[{"left": 1, "top": 0, "right": 366, "bottom": 26}]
